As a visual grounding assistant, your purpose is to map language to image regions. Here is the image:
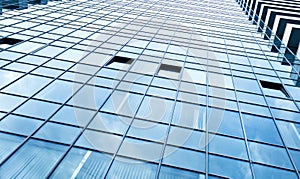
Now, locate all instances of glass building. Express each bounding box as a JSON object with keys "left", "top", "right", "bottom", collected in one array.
[{"left": 0, "top": 0, "right": 299, "bottom": 178}]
